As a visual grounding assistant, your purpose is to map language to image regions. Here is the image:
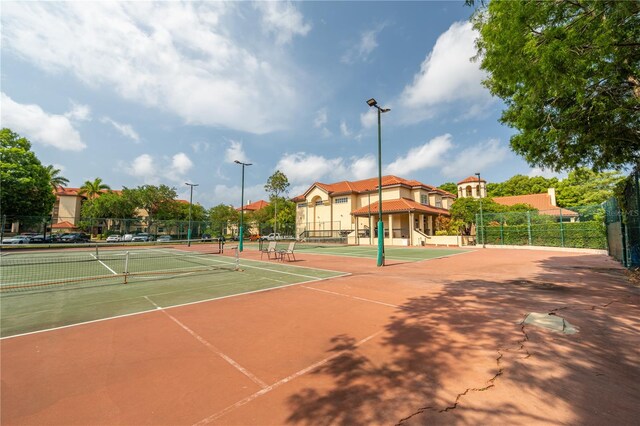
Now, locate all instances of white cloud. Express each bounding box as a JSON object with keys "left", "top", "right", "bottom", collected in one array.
[
  {"left": 398, "top": 21, "right": 493, "bottom": 122},
  {"left": 350, "top": 155, "right": 376, "bottom": 180},
  {"left": 360, "top": 109, "right": 377, "bottom": 129},
  {"left": 0, "top": 92, "right": 86, "bottom": 151},
  {"left": 191, "top": 141, "right": 211, "bottom": 153},
  {"left": 441, "top": 139, "right": 508, "bottom": 178},
  {"left": 341, "top": 27, "right": 383, "bottom": 64},
  {"left": 386, "top": 134, "right": 453, "bottom": 175},
  {"left": 213, "top": 183, "right": 265, "bottom": 207},
  {"left": 64, "top": 102, "right": 91, "bottom": 121},
  {"left": 340, "top": 120, "right": 352, "bottom": 137},
  {"left": 1, "top": 2, "right": 301, "bottom": 134},
  {"left": 124, "top": 152, "right": 193, "bottom": 184},
  {"left": 276, "top": 152, "right": 379, "bottom": 187},
  {"left": 256, "top": 1, "right": 311, "bottom": 45},
  {"left": 128, "top": 154, "right": 156, "bottom": 182},
  {"left": 224, "top": 140, "right": 249, "bottom": 164},
  {"left": 101, "top": 117, "right": 140, "bottom": 142},
  {"left": 313, "top": 108, "right": 328, "bottom": 128}
]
